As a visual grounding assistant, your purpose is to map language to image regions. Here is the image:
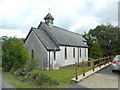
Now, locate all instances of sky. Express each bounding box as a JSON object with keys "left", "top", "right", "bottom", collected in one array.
[{"left": 0, "top": 0, "right": 119, "bottom": 38}]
